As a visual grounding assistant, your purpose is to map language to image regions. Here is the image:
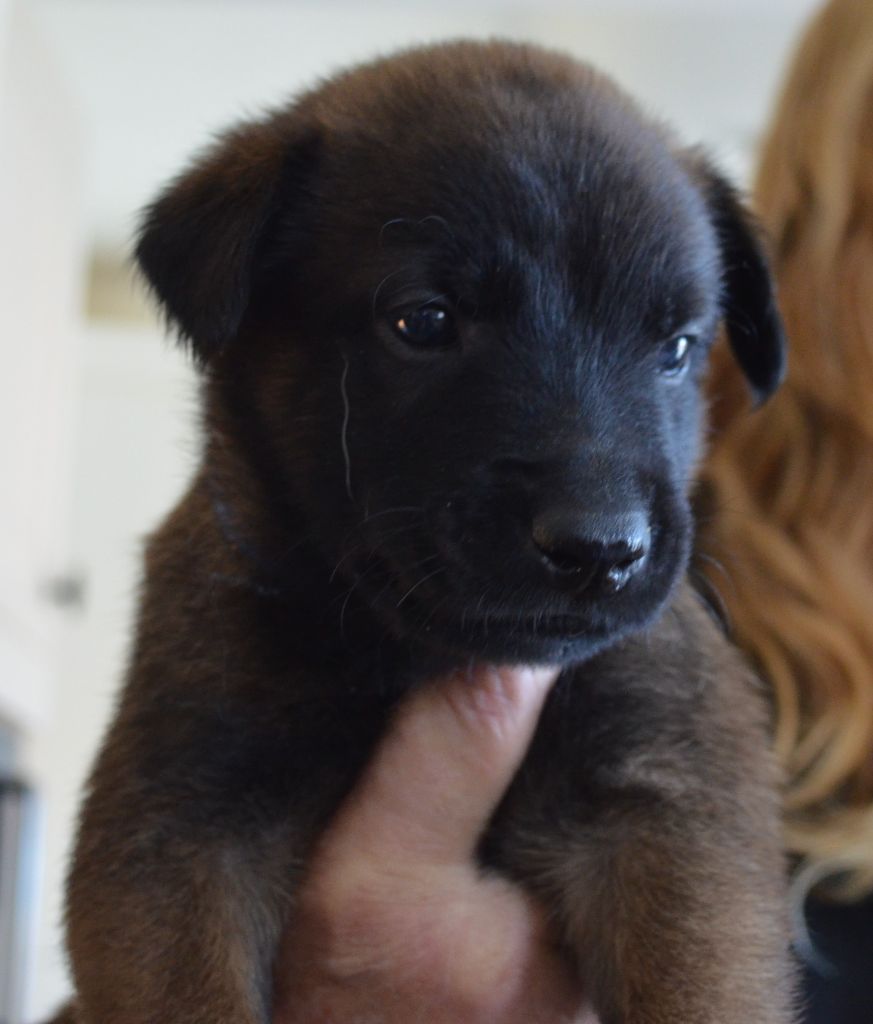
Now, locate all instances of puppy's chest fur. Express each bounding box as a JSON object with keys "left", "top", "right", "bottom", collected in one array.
[
  {"left": 81, "top": 468, "right": 790, "bottom": 1024},
  {"left": 58, "top": 40, "right": 795, "bottom": 1024}
]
